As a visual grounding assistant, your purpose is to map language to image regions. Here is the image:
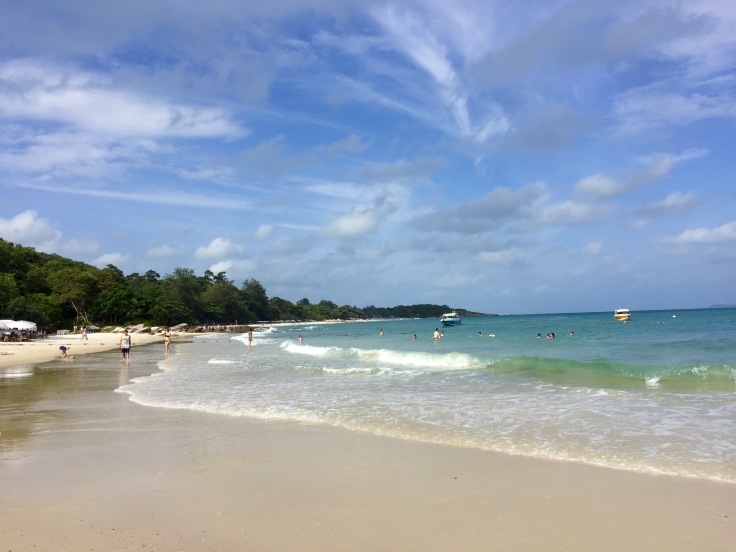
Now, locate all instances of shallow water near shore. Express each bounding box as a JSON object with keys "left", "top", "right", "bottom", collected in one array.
[{"left": 116, "top": 308, "right": 736, "bottom": 484}]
